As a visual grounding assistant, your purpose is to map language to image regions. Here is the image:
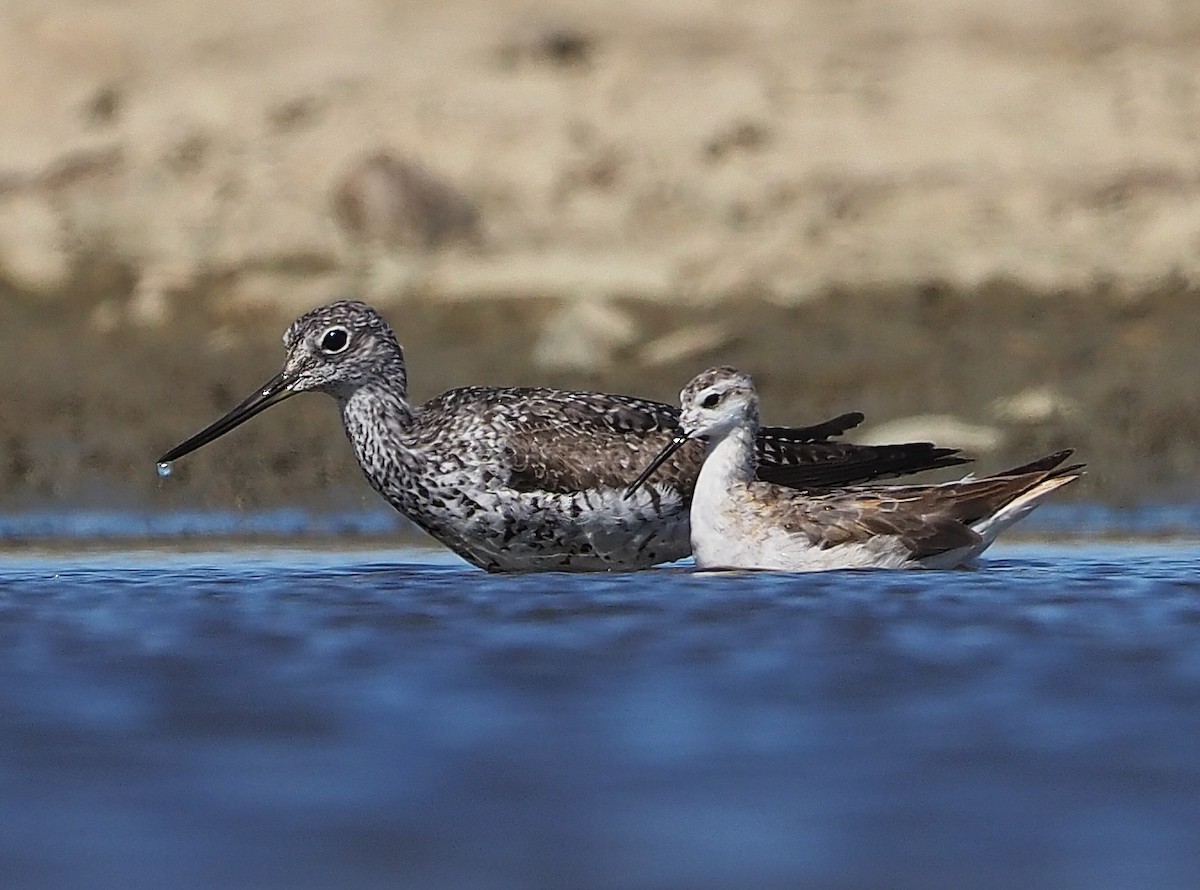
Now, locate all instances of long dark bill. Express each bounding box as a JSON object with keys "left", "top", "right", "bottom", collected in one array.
[
  {"left": 157, "top": 371, "right": 295, "bottom": 464},
  {"left": 623, "top": 433, "right": 691, "bottom": 500}
]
